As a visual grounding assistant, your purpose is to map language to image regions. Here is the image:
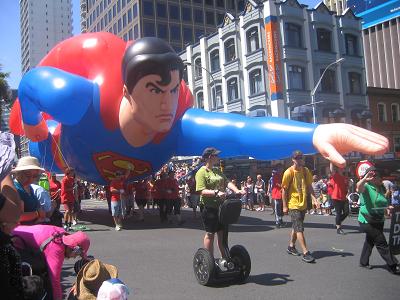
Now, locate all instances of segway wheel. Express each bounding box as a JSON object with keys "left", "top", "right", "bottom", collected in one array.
[
  {"left": 230, "top": 245, "right": 251, "bottom": 283},
  {"left": 193, "top": 248, "right": 215, "bottom": 285}
]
